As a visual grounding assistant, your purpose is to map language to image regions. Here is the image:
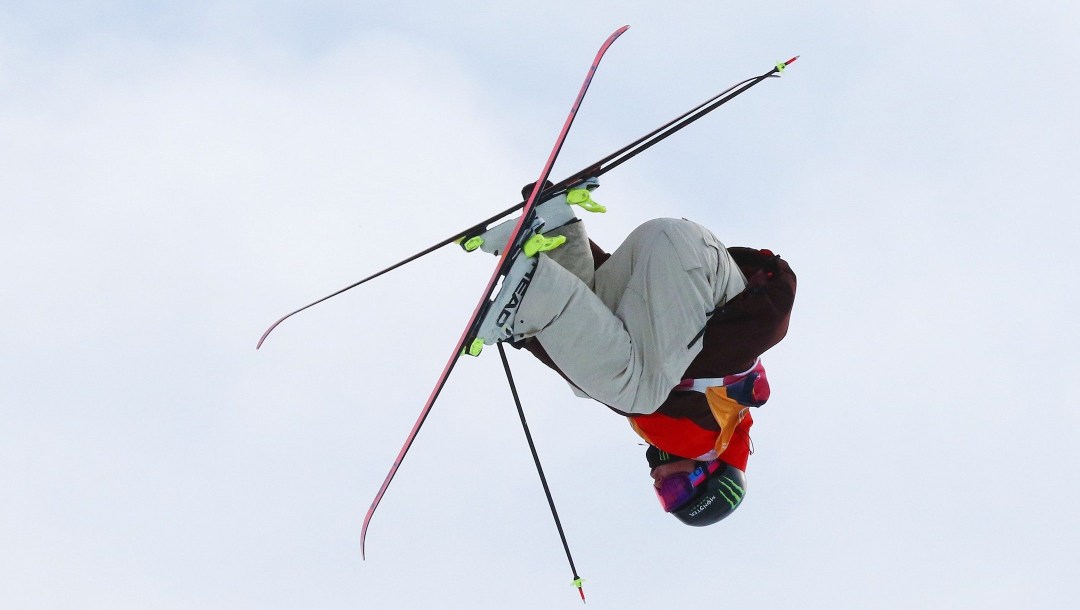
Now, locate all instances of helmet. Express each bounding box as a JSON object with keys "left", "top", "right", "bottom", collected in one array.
[
  {"left": 648, "top": 447, "right": 747, "bottom": 527},
  {"left": 668, "top": 461, "right": 747, "bottom": 526}
]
